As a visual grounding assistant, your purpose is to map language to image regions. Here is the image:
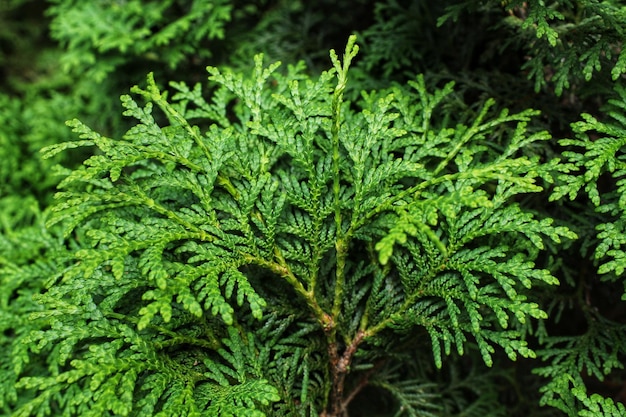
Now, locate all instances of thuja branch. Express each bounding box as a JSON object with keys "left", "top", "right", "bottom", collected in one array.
[
  {"left": 104, "top": 311, "right": 221, "bottom": 351},
  {"left": 131, "top": 73, "right": 239, "bottom": 200},
  {"left": 244, "top": 252, "right": 332, "bottom": 329},
  {"left": 324, "top": 37, "right": 391, "bottom": 417},
  {"left": 350, "top": 159, "right": 539, "bottom": 235},
  {"left": 329, "top": 35, "right": 359, "bottom": 337}
]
